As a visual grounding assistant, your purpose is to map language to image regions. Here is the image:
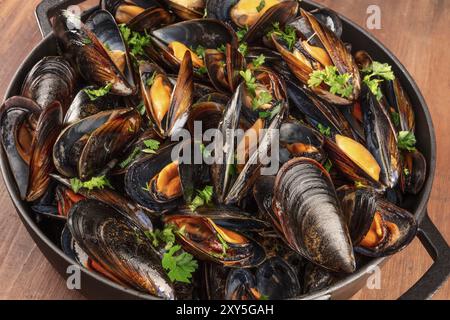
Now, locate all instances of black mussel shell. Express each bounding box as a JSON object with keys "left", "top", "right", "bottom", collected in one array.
[
  {"left": 27, "top": 102, "right": 64, "bottom": 202},
  {"left": 310, "top": 8, "right": 343, "bottom": 38},
  {"left": 21, "top": 56, "right": 77, "bottom": 111},
  {"left": 303, "top": 262, "right": 337, "bottom": 294},
  {"left": 225, "top": 268, "right": 256, "bottom": 300},
  {"left": 64, "top": 87, "right": 122, "bottom": 125},
  {"left": 0, "top": 96, "right": 40, "bottom": 199},
  {"left": 273, "top": 157, "right": 356, "bottom": 273},
  {"left": 400, "top": 150, "right": 427, "bottom": 195},
  {"left": 67, "top": 199, "right": 175, "bottom": 299},
  {"left": 164, "top": 0, "right": 206, "bottom": 20}
]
